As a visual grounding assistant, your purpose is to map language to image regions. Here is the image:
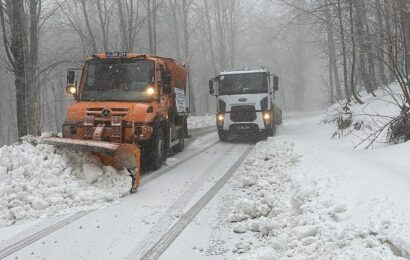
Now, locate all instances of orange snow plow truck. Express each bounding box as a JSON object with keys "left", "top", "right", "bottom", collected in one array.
[{"left": 26, "top": 53, "right": 189, "bottom": 193}]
